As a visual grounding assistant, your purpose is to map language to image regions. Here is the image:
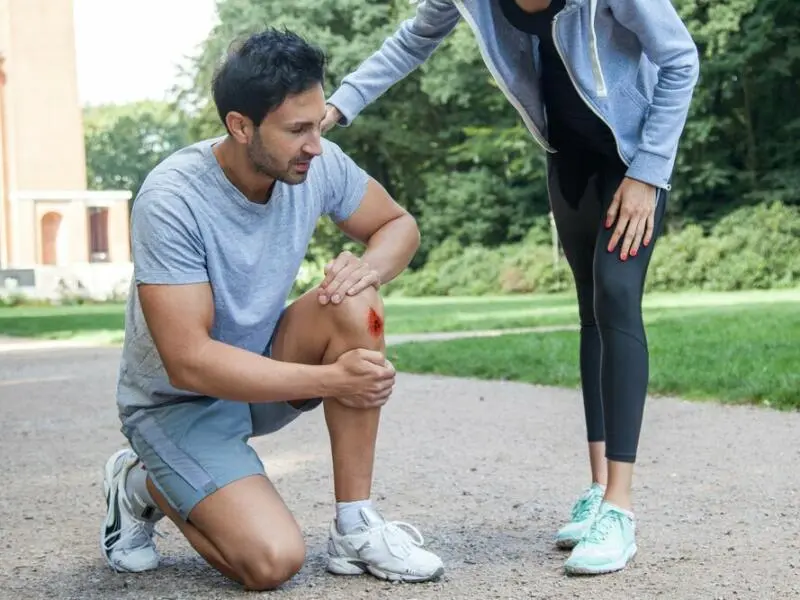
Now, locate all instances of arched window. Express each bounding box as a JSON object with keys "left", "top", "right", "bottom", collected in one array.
[{"left": 40, "top": 211, "right": 62, "bottom": 265}]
